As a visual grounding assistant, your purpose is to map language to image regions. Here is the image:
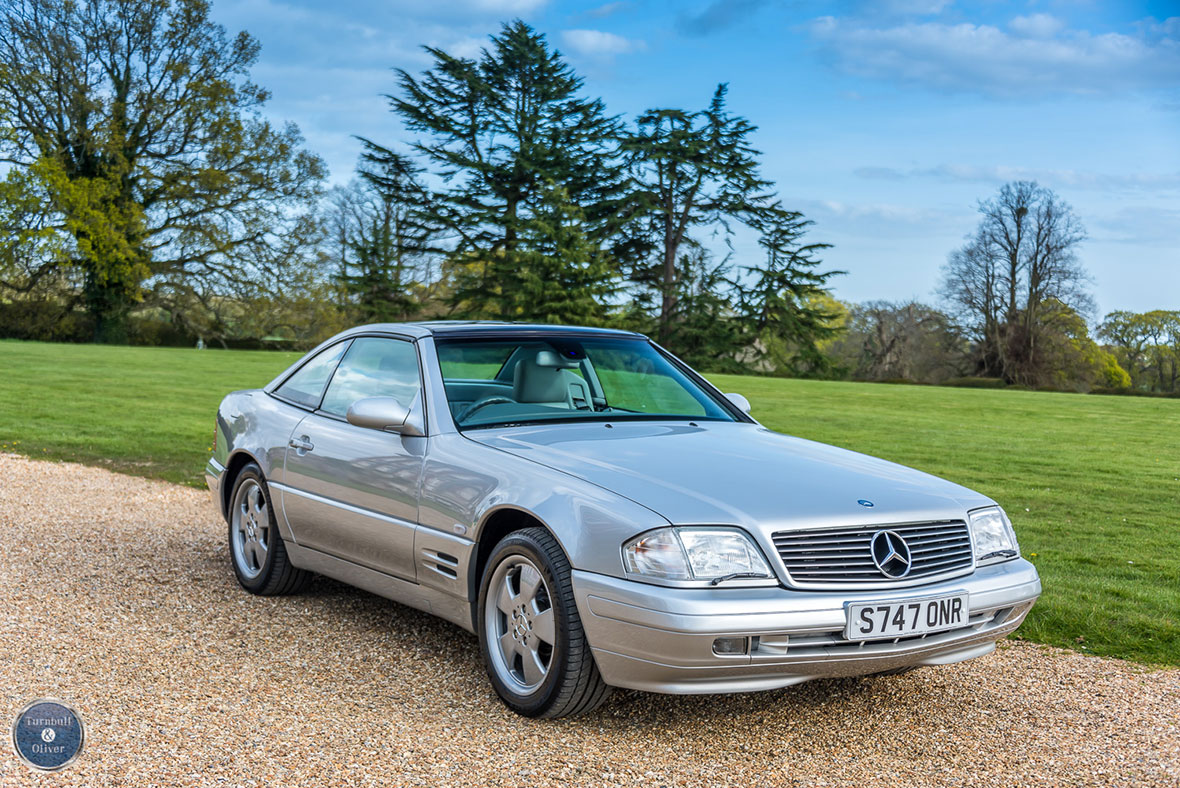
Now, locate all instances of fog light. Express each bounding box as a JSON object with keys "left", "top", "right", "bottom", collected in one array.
[{"left": 712, "top": 637, "right": 748, "bottom": 655}]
